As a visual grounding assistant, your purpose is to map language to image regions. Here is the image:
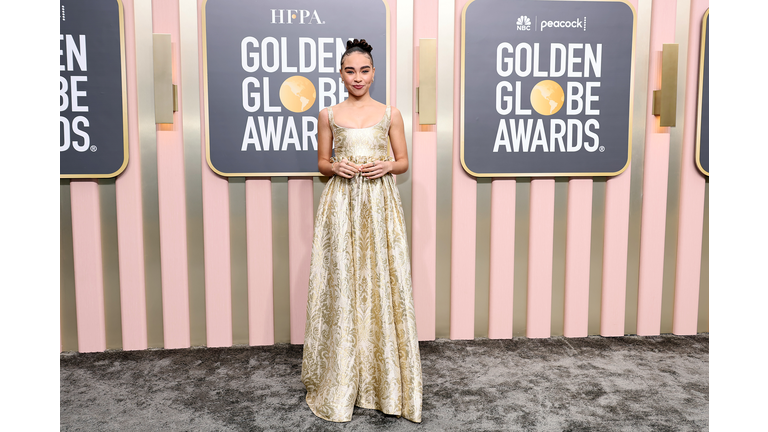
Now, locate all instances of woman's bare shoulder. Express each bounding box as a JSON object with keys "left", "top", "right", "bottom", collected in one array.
[
  {"left": 317, "top": 107, "right": 331, "bottom": 128},
  {"left": 388, "top": 105, "right": 404, "bottom": 123}
]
